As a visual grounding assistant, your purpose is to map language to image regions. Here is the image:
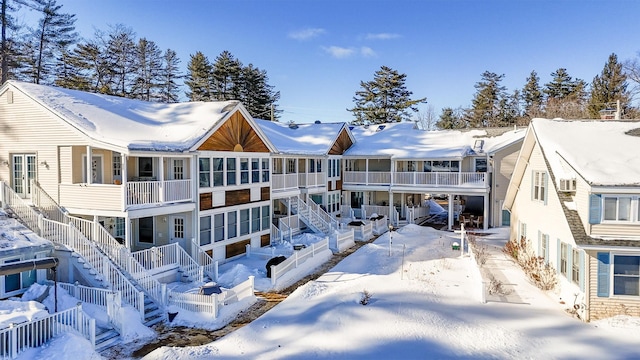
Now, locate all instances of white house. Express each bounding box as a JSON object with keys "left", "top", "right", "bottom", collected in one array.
[{"left": 504, "top": 118, "right": 640, "bottom": 321}]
